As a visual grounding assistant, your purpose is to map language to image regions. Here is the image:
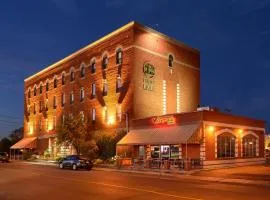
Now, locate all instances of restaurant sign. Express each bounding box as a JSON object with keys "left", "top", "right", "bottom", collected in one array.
[{"left": 151, "top": 115, "right": 176, "bottom": 126}]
